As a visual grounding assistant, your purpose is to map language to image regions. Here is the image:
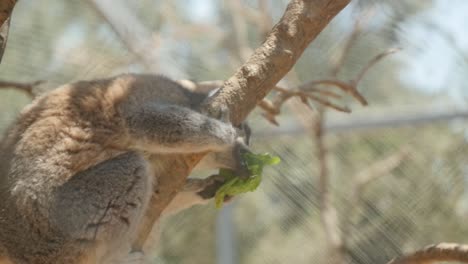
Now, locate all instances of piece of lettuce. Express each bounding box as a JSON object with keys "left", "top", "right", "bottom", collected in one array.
[{"left": 214, "top": 152, "right": 281, "bottom": 208}]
